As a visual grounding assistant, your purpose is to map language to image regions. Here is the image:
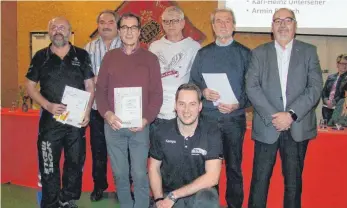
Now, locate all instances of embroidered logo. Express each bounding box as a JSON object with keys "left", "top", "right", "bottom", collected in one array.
[
  {"left": 191, "top": 148, "right": 207, "bottom": 156},
  {"left": 165, "top": 139, "right": 176, "bottom": 144},
  {"left": 71, "top": 57, "right": 81, "bottom": 66}
]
